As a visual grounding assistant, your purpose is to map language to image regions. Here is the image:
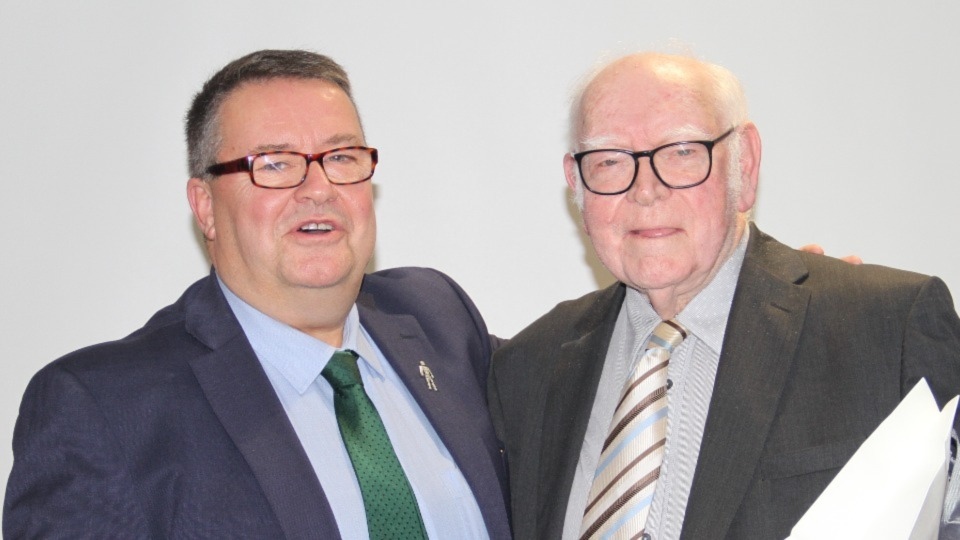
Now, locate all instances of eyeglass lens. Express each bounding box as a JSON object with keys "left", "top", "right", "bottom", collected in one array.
[
  {"left": 252, "top": 149, "right": 374, "bottom": 188},
  {"left": 580, "top": 141, "right": 712, "bottom": 193}
]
